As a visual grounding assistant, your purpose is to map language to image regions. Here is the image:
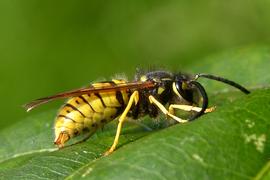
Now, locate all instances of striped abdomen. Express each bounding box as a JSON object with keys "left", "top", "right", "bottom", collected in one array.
[{"left": 54, "top": 80, "right": 130, "bottom": 147}]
